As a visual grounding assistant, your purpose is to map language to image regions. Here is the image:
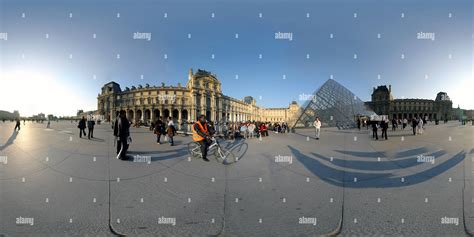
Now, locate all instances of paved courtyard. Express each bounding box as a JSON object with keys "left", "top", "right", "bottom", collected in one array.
[{"left": 0, "top": 121, "right": 473, "bottom": 236}]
